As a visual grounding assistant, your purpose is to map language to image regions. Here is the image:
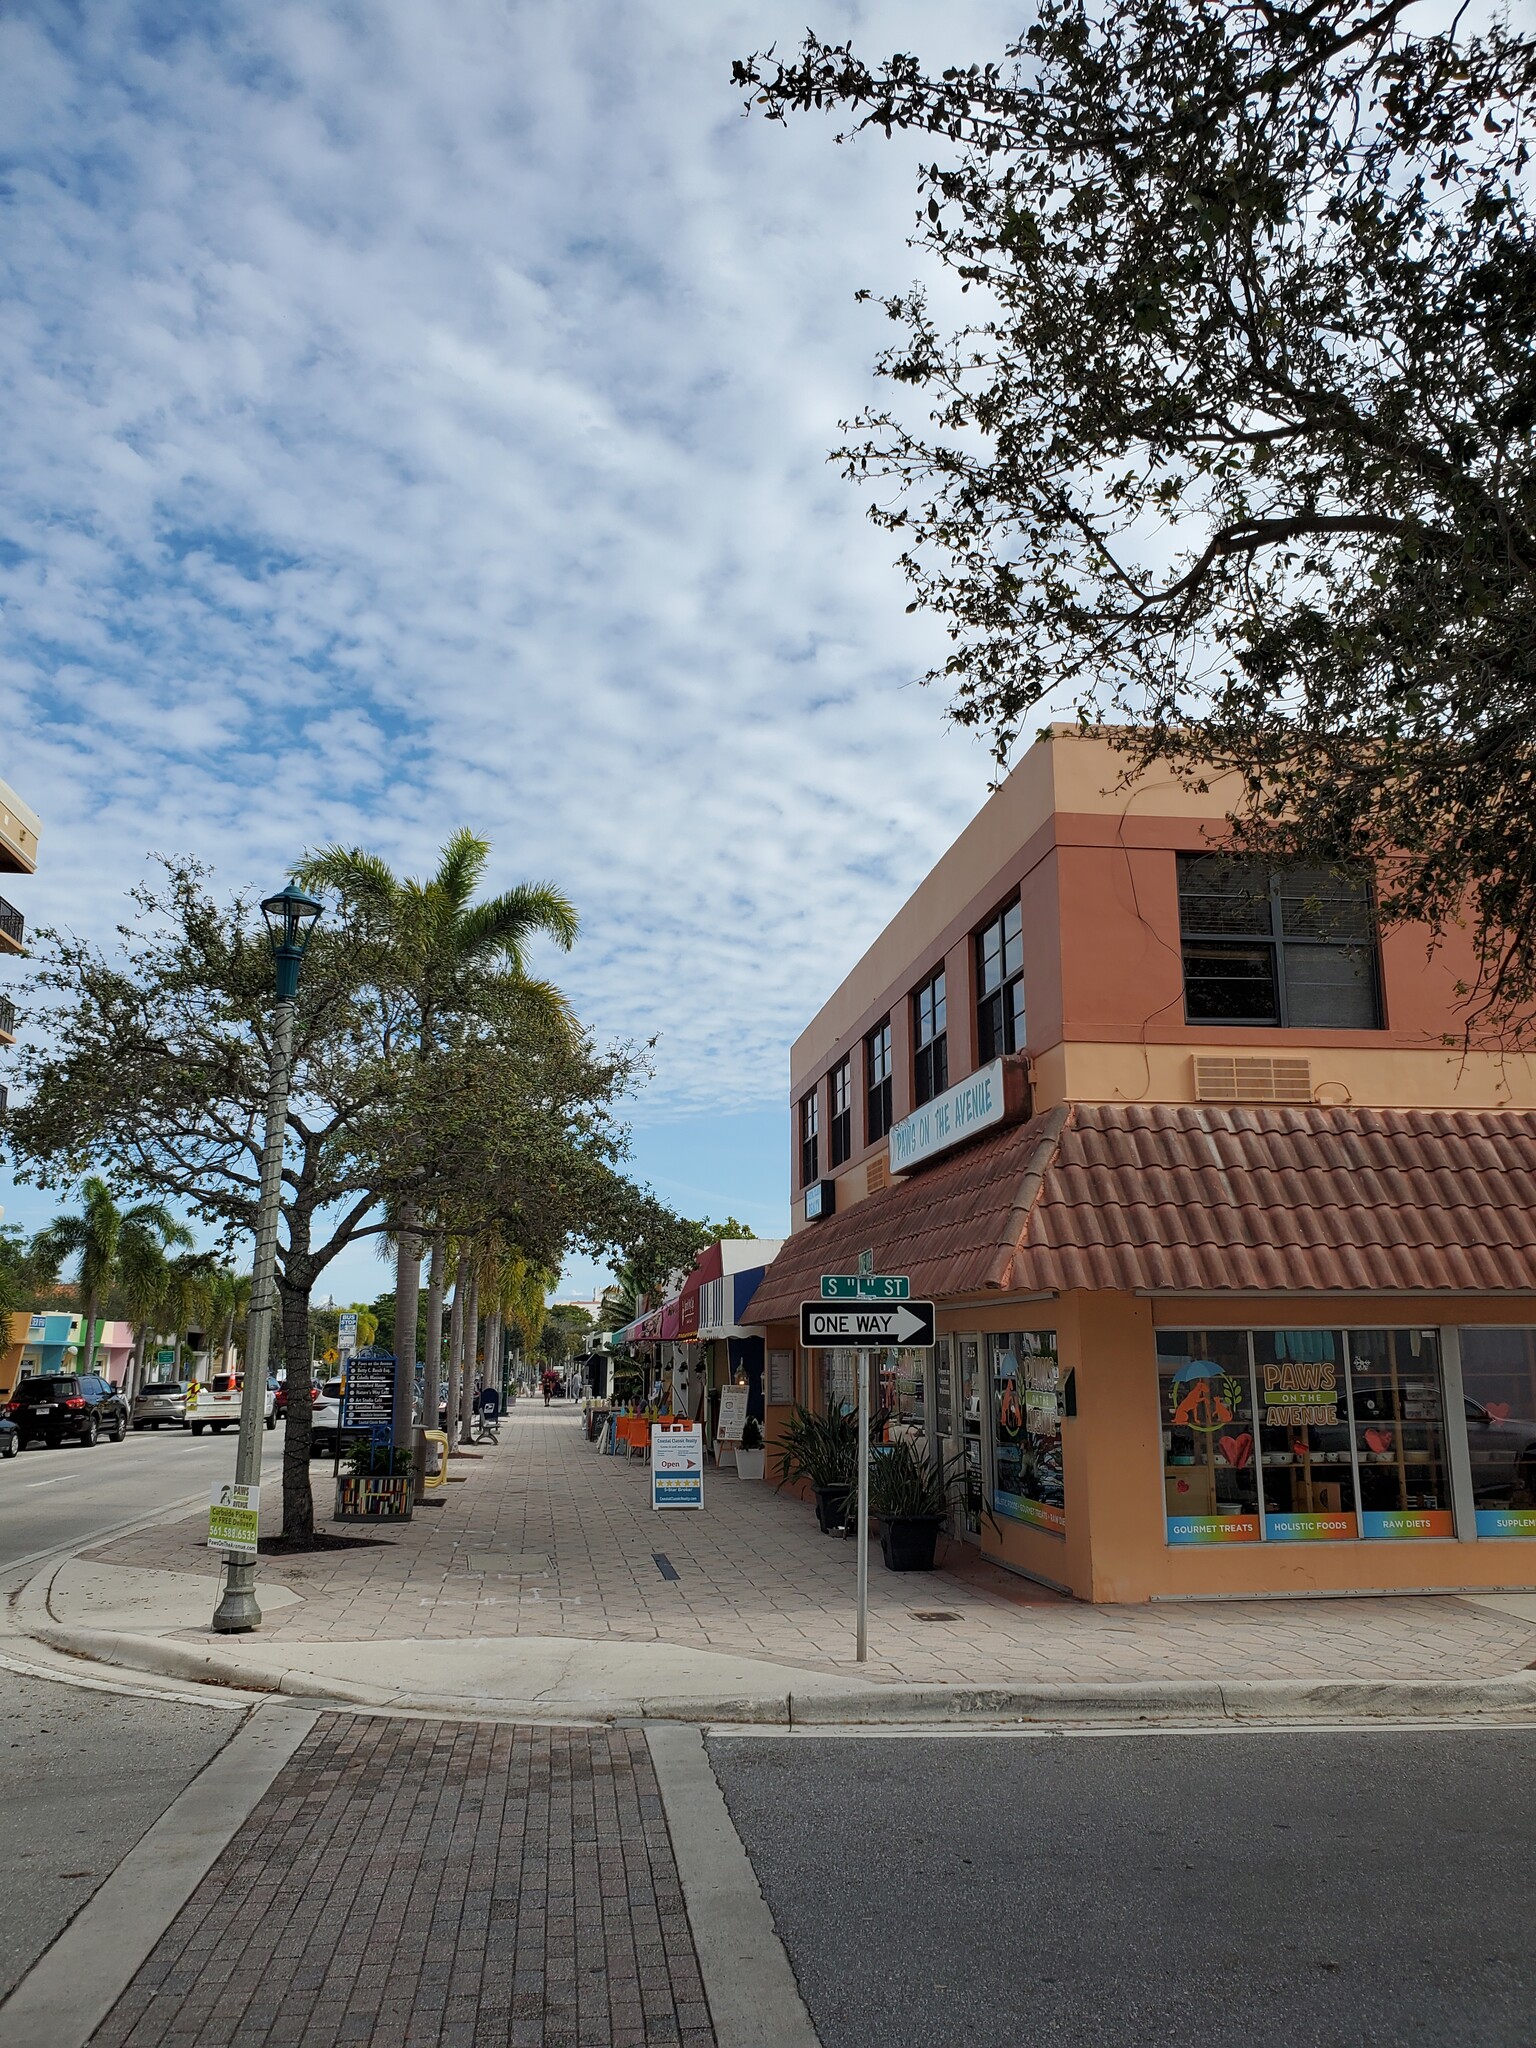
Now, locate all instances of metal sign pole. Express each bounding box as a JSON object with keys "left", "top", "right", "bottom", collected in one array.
[{"left": 856, "top": 1347, "right": 869, "bottom": 1663}]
